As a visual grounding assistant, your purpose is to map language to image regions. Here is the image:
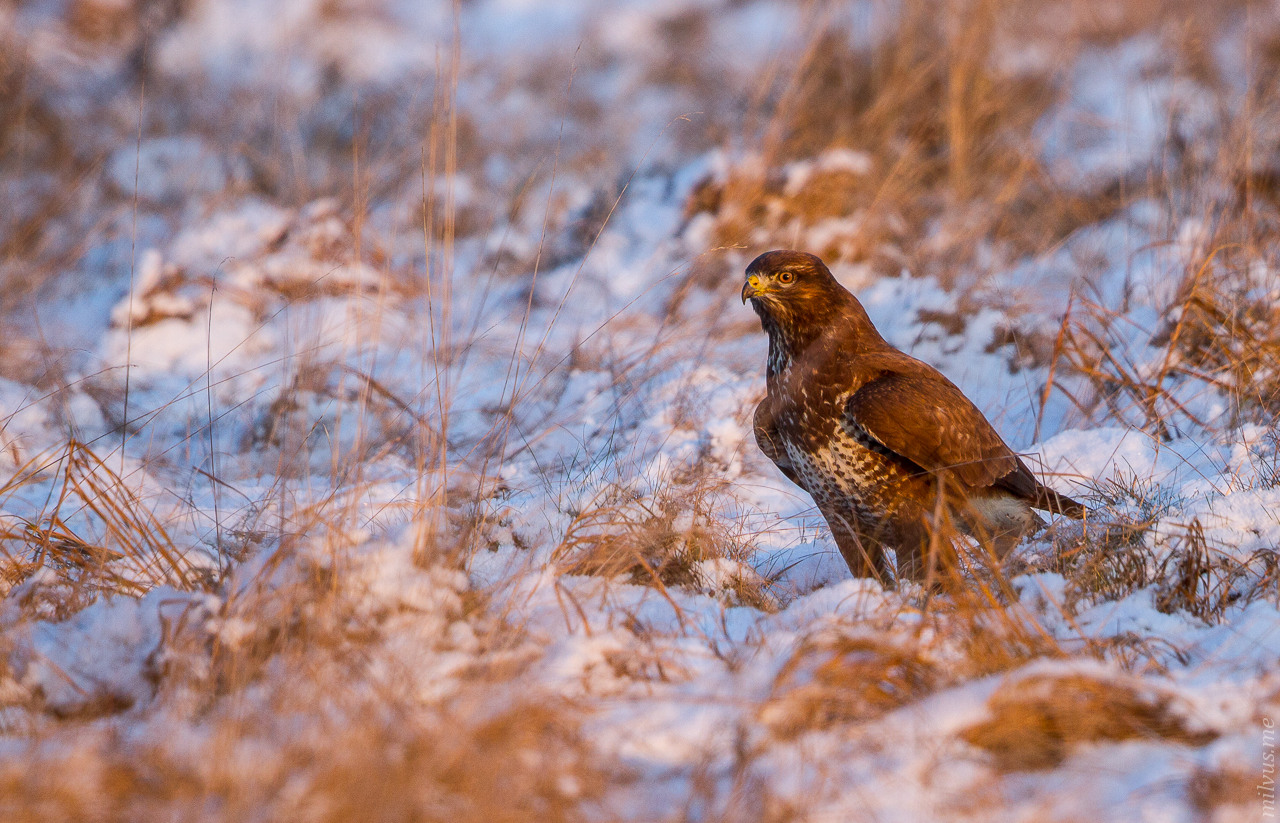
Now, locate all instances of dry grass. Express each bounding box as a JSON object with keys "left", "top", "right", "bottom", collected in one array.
[
  {"left": 1152, "top": 520, "right": 1280, "bottom": 622},
  {"left": 1, "top": 669, "right": 606, "bottom": 823},
  {"left": 552, "top": 472, "right": 777, "bottom": 611},
  {"left": 0, "top": 440, "right": 212, "bottom": 617},
  {"left": 1041, "top": 472, "right": 1176, "bottom": 609},
  {"left": 685, "top": 0, "right": 1280, "bottom": 444},
  {"left": 1043, "top": 3, "right": 1280, "bottom": 436},
  {"left": 961, "top": 672, "right": 1217, "bottom": 771},
  {"left": 1187, "top": 763, "right": 1262, "bottom": 822},
  {"left": 1060, "top": 233, "right": 1280, "bottom": 436},
  {"left": 684, "top": 0, "right": 1125, "bottom": 289},
  {"left": 760, "top": 631, "right": 941, "bottom": 739},
  {"left": 2, "top": 0, "right": 1280, "bottom": 819},
  {"left": 1030, "top": 471, "right": 1280, "bottom": 622},
  {"left": 0, "top": 6, "right": 624, "bottom": 817},
  {"left": 759, "top": 582, "right": 1085, "bottom": 741},
  {"left": 0, "top": 494, "right": 610, "bottom": 822},
  {"left": 0, "top": 27, "right": 106, "bottom": 337}
]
